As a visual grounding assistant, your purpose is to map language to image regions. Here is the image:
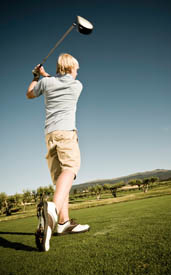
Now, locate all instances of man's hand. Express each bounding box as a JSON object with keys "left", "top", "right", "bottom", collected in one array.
[{"left": 32, "top": 64, "right": 50, "bottom": 79}]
